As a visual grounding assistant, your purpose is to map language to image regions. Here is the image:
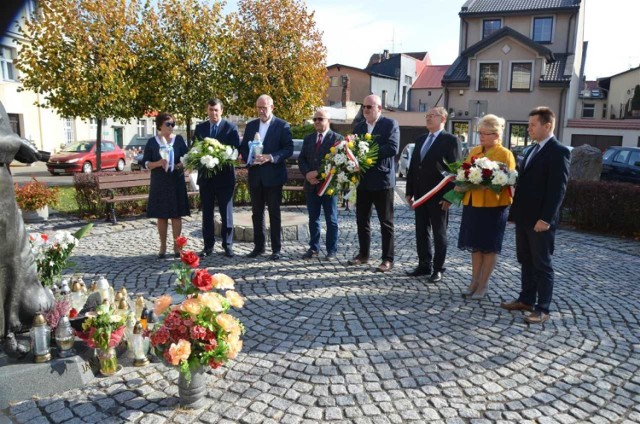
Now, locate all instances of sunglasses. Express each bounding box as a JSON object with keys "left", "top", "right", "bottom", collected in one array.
[
  {"left": 362, "top": 105, "right": 377, "bottom": 110},
  {"left": 312, "top": 117, "right": 326, "bottom": 122},
  {"left": 164, "top": 122, "right": 176, "bottom": 128}
]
